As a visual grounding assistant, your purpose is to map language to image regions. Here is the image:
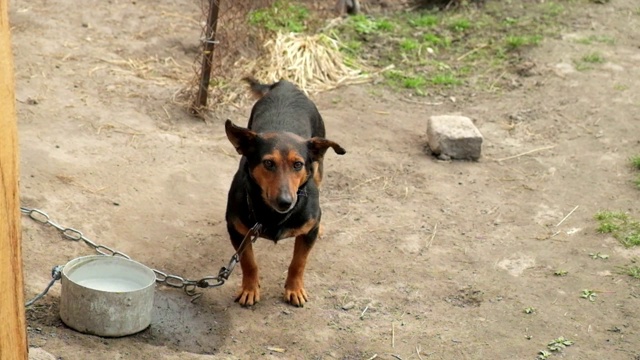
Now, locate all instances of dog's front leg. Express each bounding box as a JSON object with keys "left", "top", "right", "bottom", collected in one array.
[
  {"left": 229, "top": 221, "right": 260, "bottom": 306},
  {"left": 284, "top": 226, "right": 319, "bottom": 307},
  {"left": 236, "top": 242, "right": 260, "bottom": 306}
]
